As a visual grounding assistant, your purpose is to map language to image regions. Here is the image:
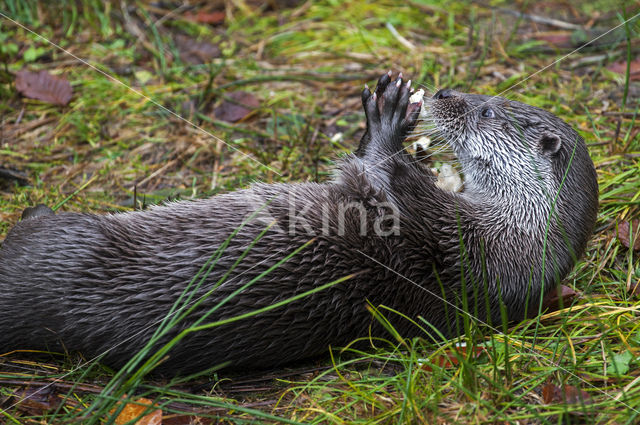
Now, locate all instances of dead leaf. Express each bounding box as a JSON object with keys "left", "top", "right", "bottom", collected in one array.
[
  {"left": 13, "top": 386, "right": 61, "bottom": 415},
  {"left": 184, "top": 10, "right": 225, "bottom": 25},
  {"left": 111, "top": 396, "right": 162, "bottom": 425},
  {"left": 607, "top": 59, "right": 640, "bottom": 81},
  {"left": 420, "top": 346, "right": 485, "bottom": 372},
  {"left": 15, "top": 69, "right": 73, "bottom": 106},
  {"left": 542, "top": 285, "right": 578, "bottom": 312},
  {"left": 175, "top": 34, "right": 221, "bottom": 65},
  {"left": 214, "top": 91, "right": 260, "bottom": 123},
  {"left": 542, "top": 382, "right": 592, "bottom": 405},
  {"left": 525, "top": 285, "right": 578, "bottom": 319},
  {"left": 618, "top": 219, "right": 640, "bottom": 251}
]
